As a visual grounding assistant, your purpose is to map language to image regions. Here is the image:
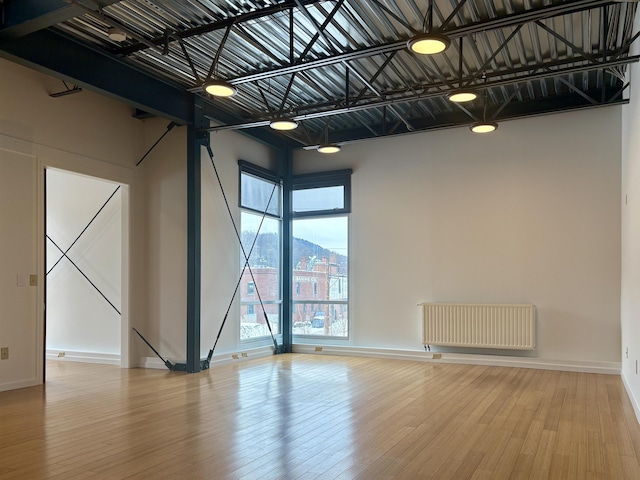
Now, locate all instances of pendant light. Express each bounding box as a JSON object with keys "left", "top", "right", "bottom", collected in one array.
[
  {"left": 408, "top": 33, "right": 450, "bottom": 55},
  {"left": 470, "top": 89, "right": 498, "bottom": 133},
  {"left": 203, "top": 79, "right": 237, "bottom": 97},
  {"left": 316, "top": 119, "right": 341, "bottom": 153},
  {"left": 202, "top": 25, "right": 237, "bottom": 97},
  {"left": 318, "top": 144, "right": 341, "bottom": 154},
  {"left": 470, "top": 121, "right": 498, "bottom": 133},
  {"left": 447, "top": 37, "right": 477, "bottom": 103},
  {"left": 407, "top": 0, "right": 450, "bottom": 55},
  {"left": 270, "top": 118, "right": 299, "bottom": 131}
]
